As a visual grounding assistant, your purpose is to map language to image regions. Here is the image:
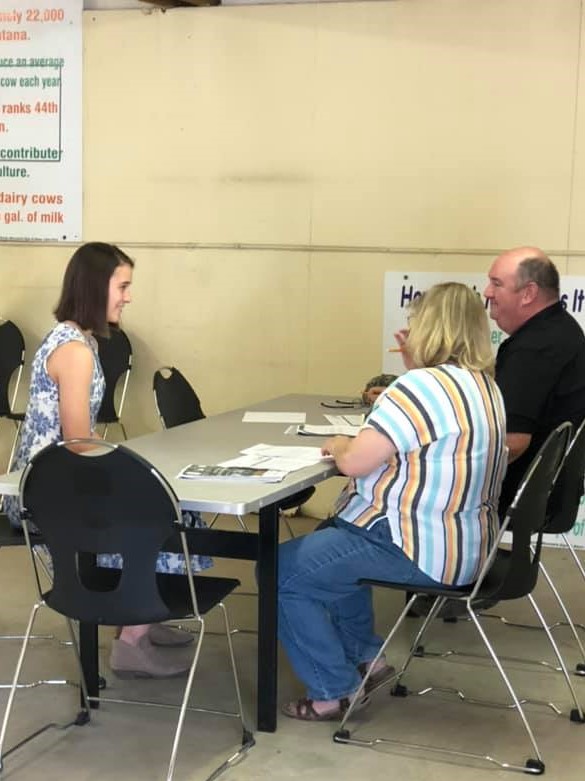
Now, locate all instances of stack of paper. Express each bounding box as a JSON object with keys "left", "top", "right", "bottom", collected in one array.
[
  {"left": 177, "top": 443, "right": 332, "bottom": 482},
  {"left": 223, "top": 443, "right": 330, "bottom": 472}
]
